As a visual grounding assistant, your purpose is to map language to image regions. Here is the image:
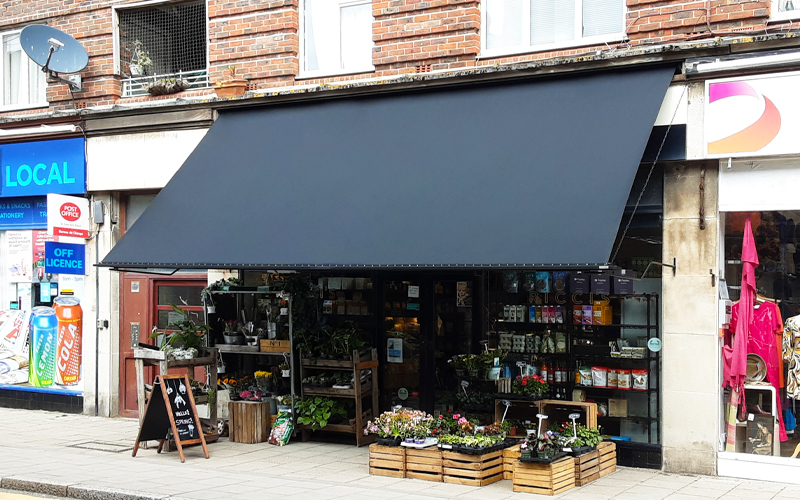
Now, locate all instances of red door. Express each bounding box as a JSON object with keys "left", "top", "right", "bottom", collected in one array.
[{"left": 118, "top": 274, "right": 207, "bottom": 418}]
